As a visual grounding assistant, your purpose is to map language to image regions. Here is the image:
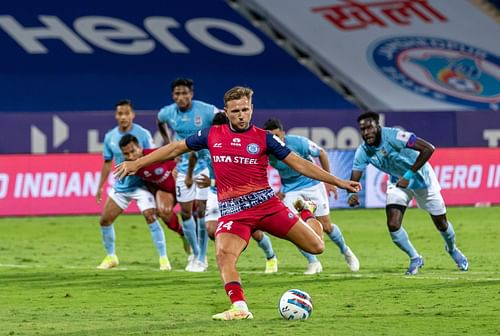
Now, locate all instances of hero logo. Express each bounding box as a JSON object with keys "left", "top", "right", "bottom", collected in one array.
[
  {"left": 0, "top": 15, "right": 264, "bottom": 56},
  {"left": 370, "top": 36, "right": 500, "bottom": 110}
]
